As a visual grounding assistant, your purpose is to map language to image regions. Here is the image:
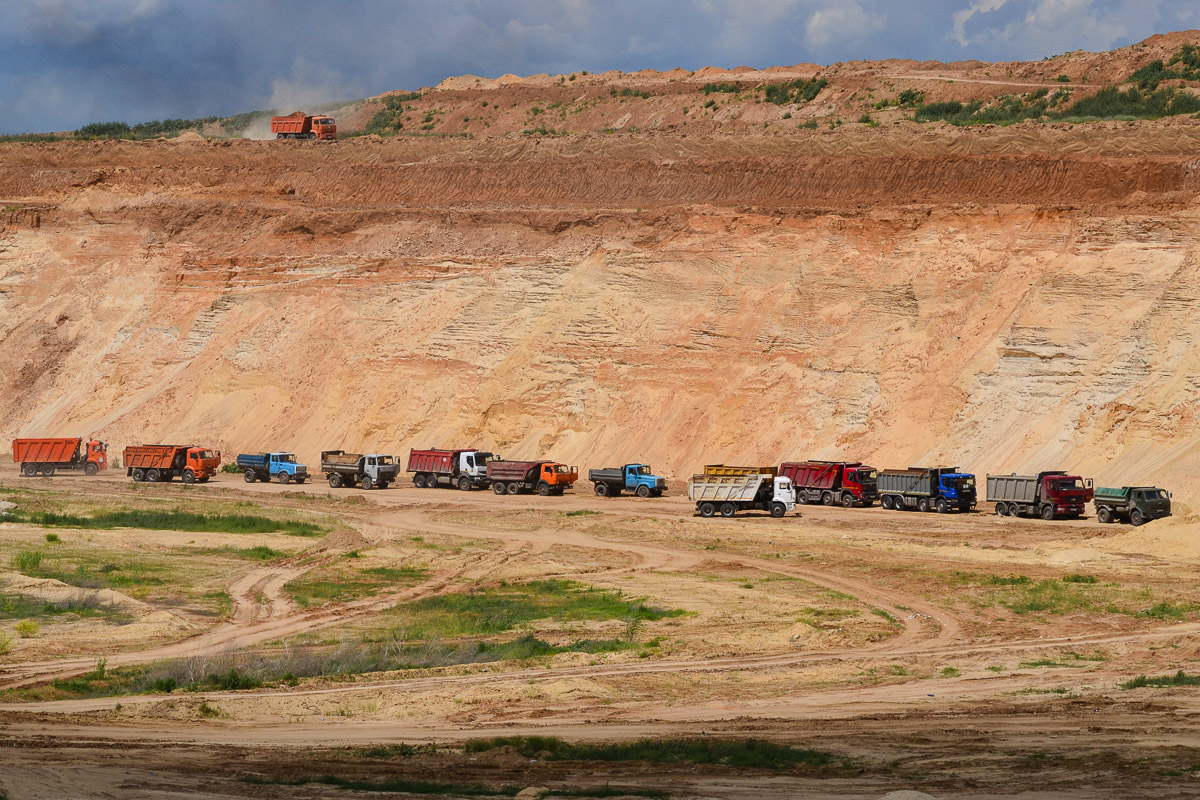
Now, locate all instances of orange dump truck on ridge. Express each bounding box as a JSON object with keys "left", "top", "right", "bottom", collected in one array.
[
  {"left": 270, "top": 111, "right": 337, "bottom": 140},
  {"left": 123, "top": 445, "right": 221, "bottom": 484}
]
